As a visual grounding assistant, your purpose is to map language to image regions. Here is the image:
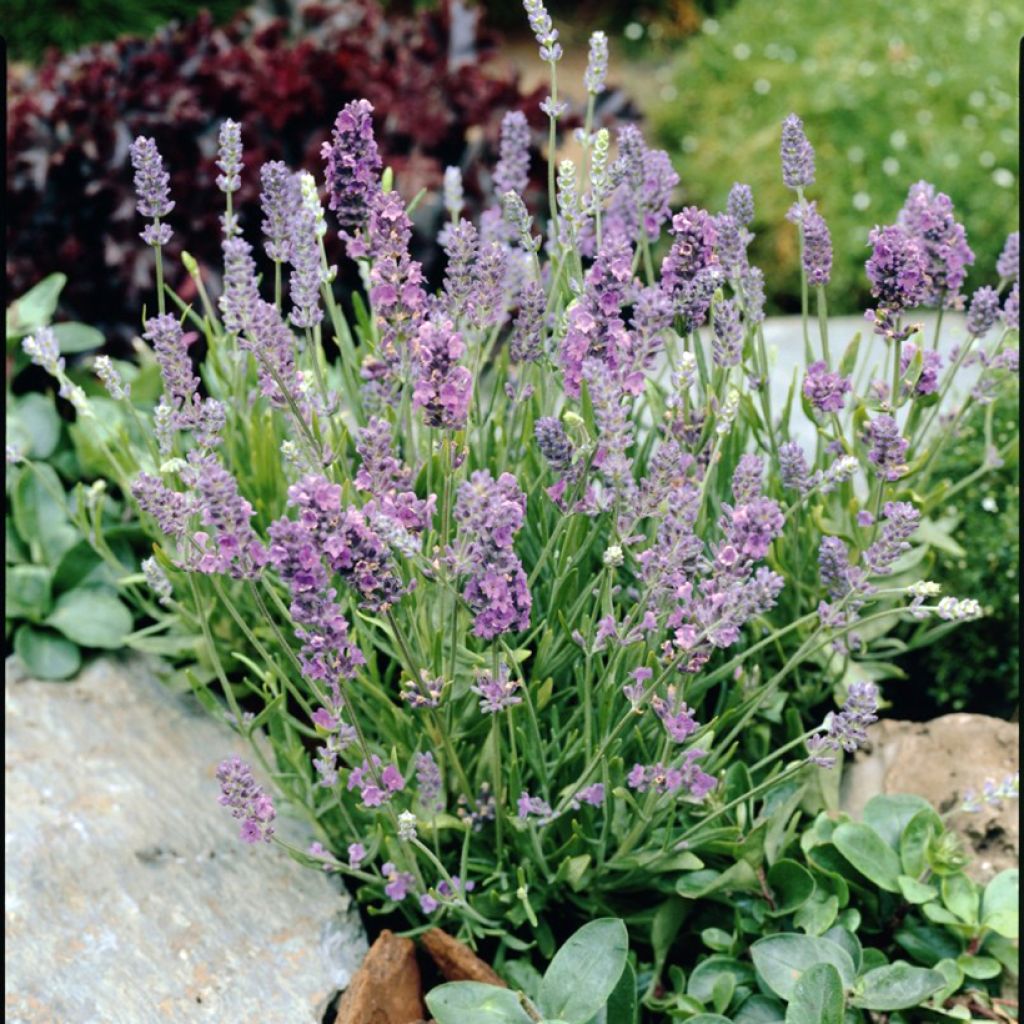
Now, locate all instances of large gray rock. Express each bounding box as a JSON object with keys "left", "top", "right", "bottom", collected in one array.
[
  {"left": 5, "top": 658, "right": 367, "bottom": 1023},
  {"left": 841, "top": 713, "right": 1019, "bottom": 884}
]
